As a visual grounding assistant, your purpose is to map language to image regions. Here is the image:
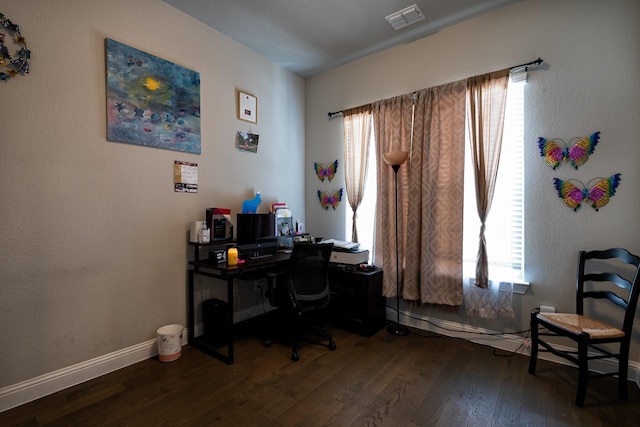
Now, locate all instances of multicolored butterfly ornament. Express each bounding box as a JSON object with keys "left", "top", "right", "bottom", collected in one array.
[
  {"left": 537, "top": 131, "right": 600, "bottom": 170},
  {"left": 317, "top": 188, "right": 343, "bottom": 210},
  {"left": 314, "top": 160, "right": 338, "bottom": 182},
  {"left": 553, "top": 173, "right": 621, "bottom": 211}
]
